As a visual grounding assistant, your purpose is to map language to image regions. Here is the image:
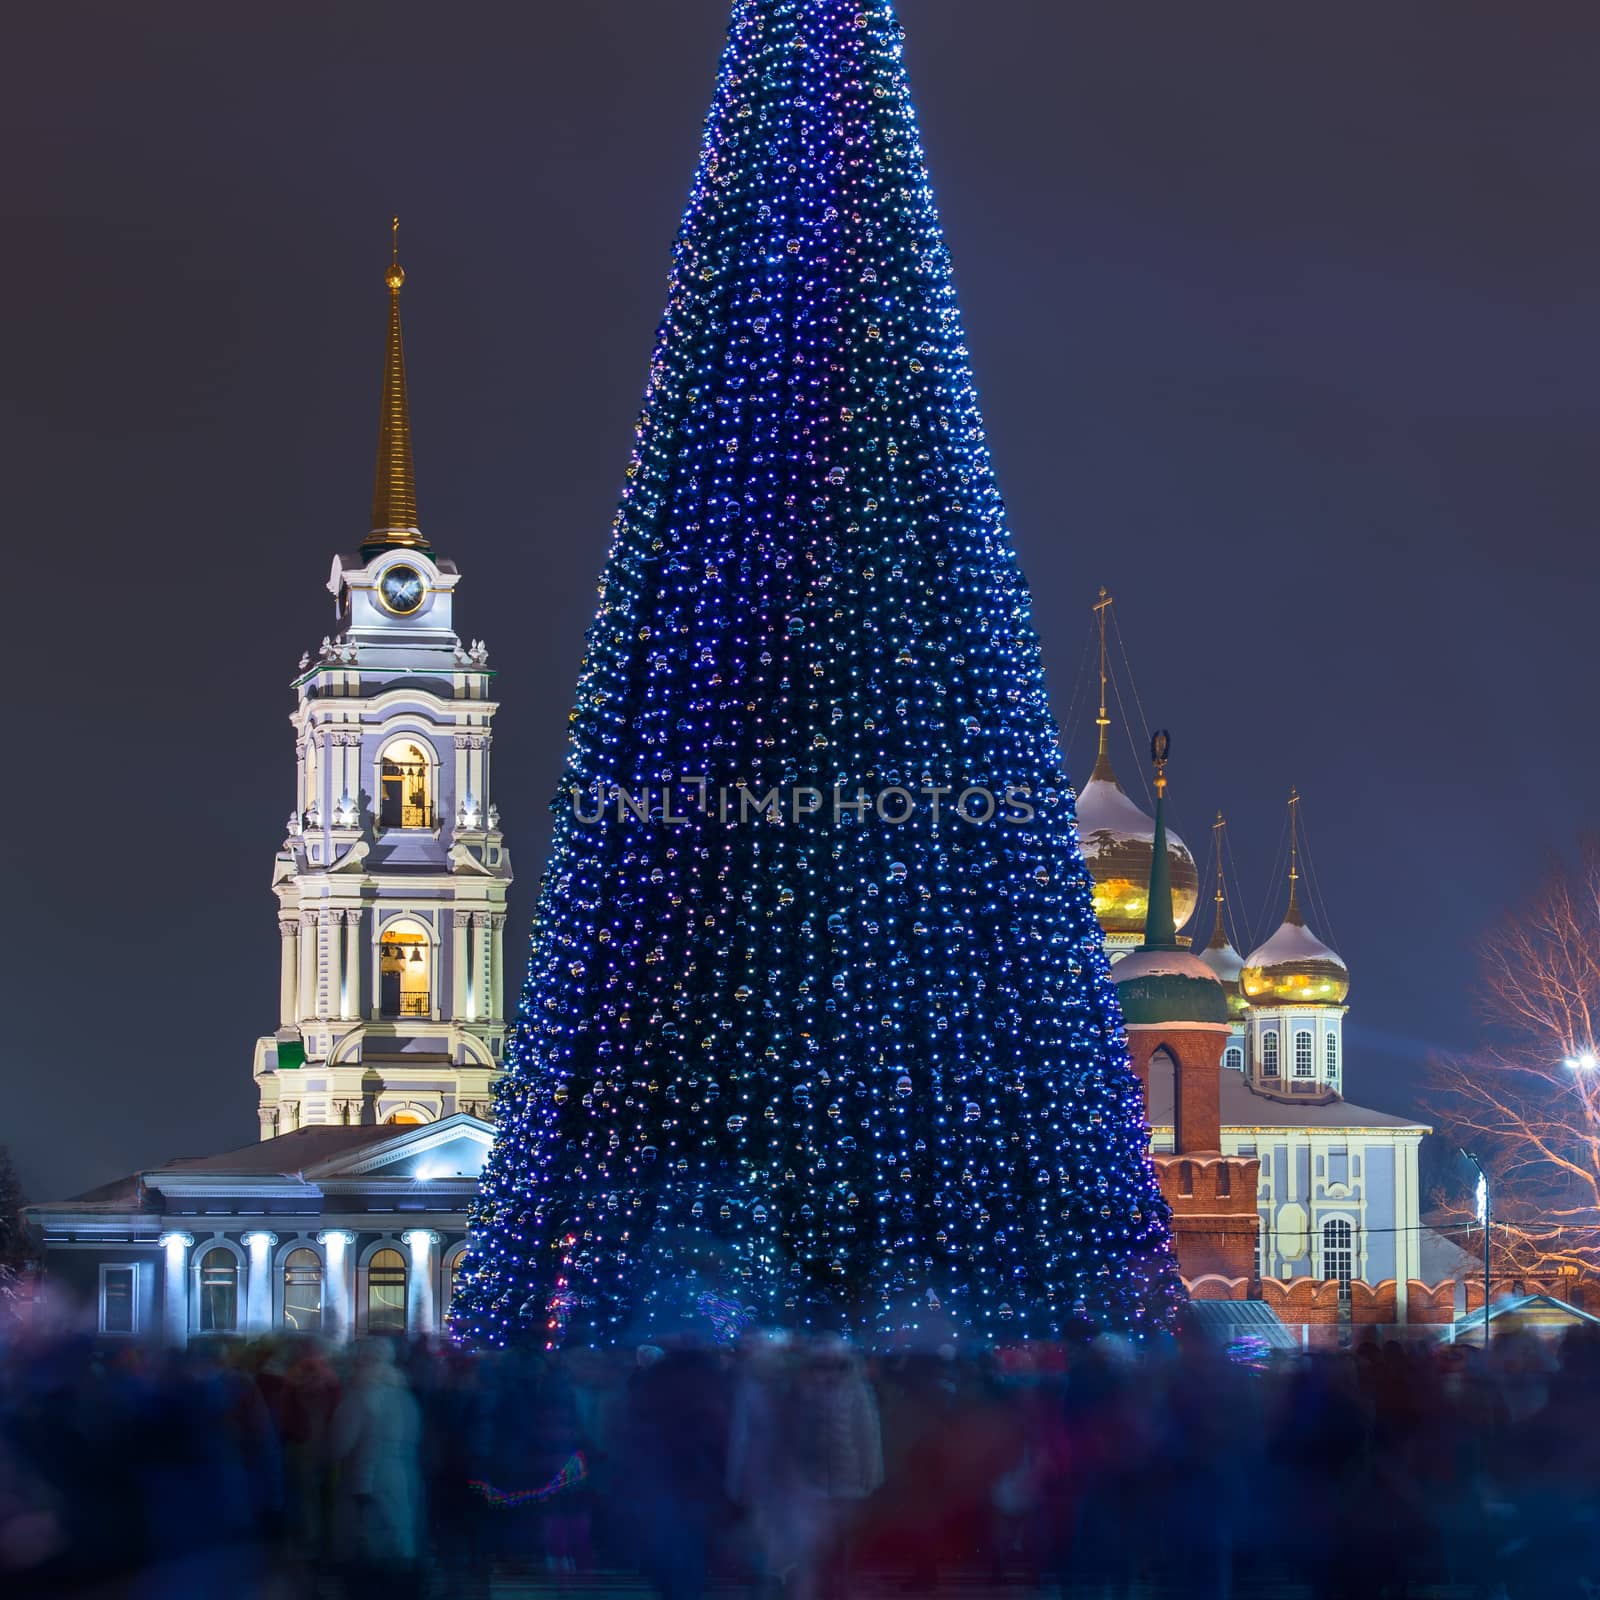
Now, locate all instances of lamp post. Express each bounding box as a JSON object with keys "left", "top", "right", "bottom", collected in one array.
[{"left": 1462, "top": 1150, "right": 1490, "bottom": 1349}]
